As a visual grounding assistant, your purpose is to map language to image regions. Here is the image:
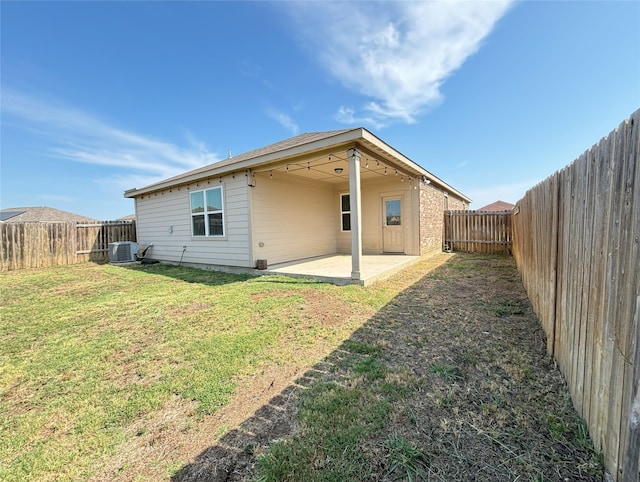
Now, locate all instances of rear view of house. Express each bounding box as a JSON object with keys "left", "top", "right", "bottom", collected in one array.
[{"left": 124, "top": 128, "right": 470, "bottom": 282}]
